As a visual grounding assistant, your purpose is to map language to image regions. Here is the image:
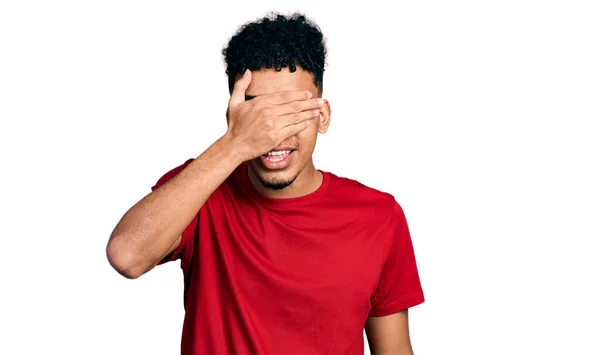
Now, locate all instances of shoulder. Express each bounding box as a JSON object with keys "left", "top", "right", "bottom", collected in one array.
[{"left": 324, "top": 170, "right": 399, "bottom": 218}]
